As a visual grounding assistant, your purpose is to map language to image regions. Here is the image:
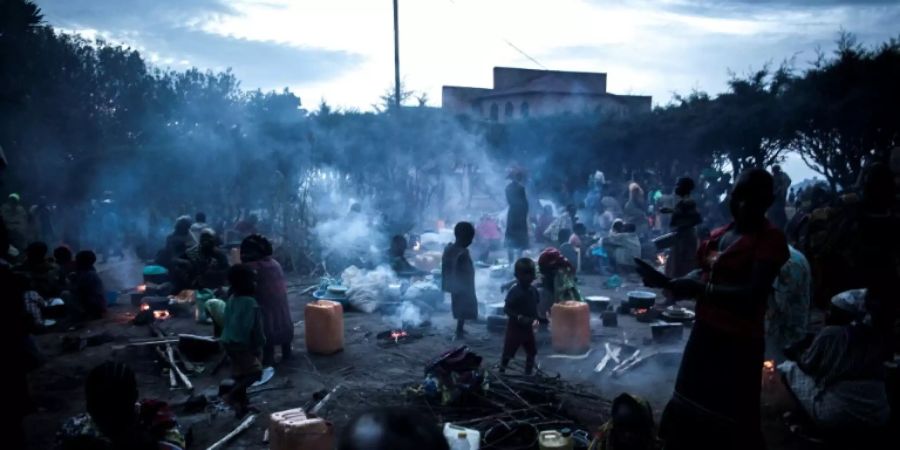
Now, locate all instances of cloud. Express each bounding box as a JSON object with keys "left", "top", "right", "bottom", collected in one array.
[
  {"left": 34, "top": 0, "right": 900, "bottom": 110},
  {"left": 37, "top": 0, "right": 362, "bottom": 91}
]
